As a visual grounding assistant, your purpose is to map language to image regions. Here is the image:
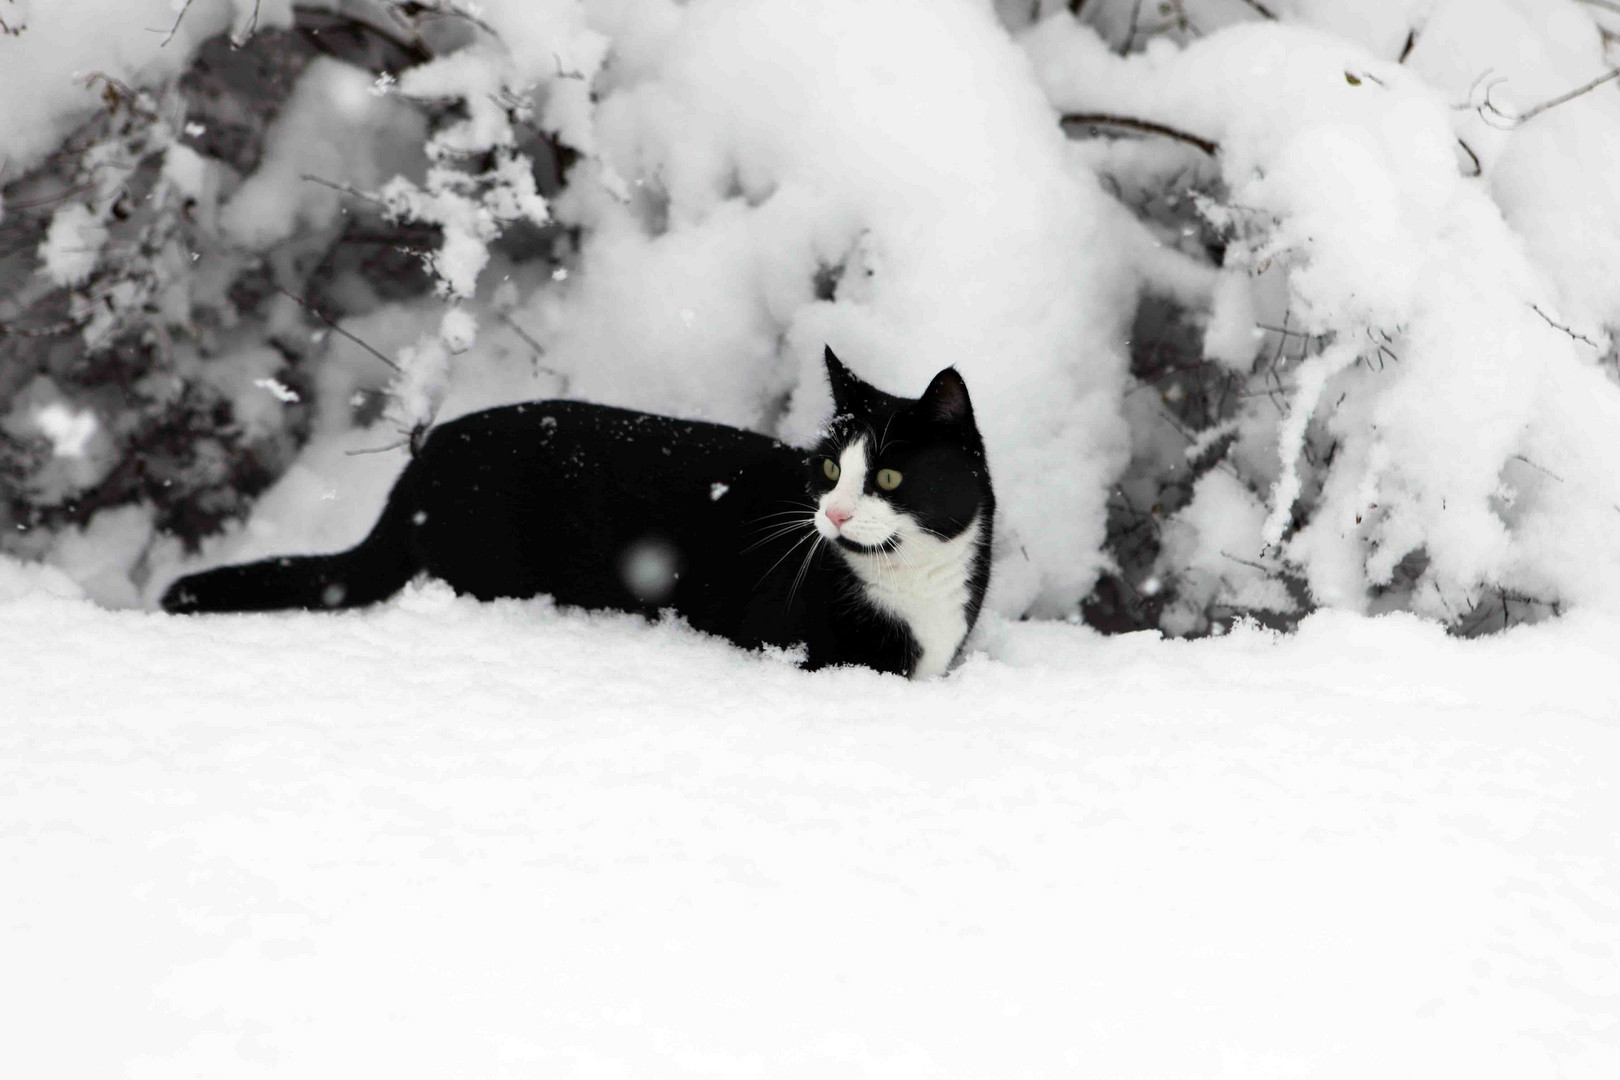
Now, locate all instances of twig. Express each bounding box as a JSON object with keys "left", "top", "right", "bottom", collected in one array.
[
  {"left": 495, "top": 310, "right": 542, "bottom": 352},
  {"left": 1255, "top": 322, "right": 1324, "bottom": 341},
  {"left": 1121, "top": 0, "right": 1143, "bottom": 53},
  {"left": 1510, "top": 455, "right": 1565, "bottom": 483},
  {"left": 274, "top": 286, "right": 401, "bottom": 372},
  {"left": 231, "top": 0, "right": 262, "bottom": 45},
  {"left": 346, "top": 440, "right": 409, "bottom": 457},
  {"left": 1363, "top": 326, "right": 1400, "bottom": 370},
  {"left": 495, "top": 311, "right": 567, "bottom": 382},
  {"left": 1236, "top": 0, "right": 1278, "bottom": 18},
  {"left": 154, "top": 0, "right": 196, "bottom": 47},
  {"left": 1060, "top": 112, "right": 1219, "bottom": 156},
  {"left": 553, "top": 53, "right": 587, "bottom": 81},
  {"left": 1530, "top": 303, "right": 1603, "bottom": 349},
  {"left": 0, "top": 317, "right": 85, "bottom": 339},
  {"left": 301, "top": 173, "right": 387, "bottom": 209},
  {"left": 1514, "top": 67, "right": 1620, "bottom": 123},
  {"left": 1478, "top": 67, "right": 1620, "bottom": 128},
  {"left": 1220, "top": 550, "right": 1274, "bottom": 573},
  {"left": 1456, "top": 138, "right": 1481, "bottom": 177},
  {"left": 1398, "top": 29, "right": 1417, "bottom": 63}
]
